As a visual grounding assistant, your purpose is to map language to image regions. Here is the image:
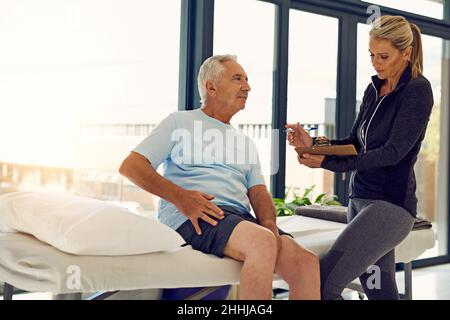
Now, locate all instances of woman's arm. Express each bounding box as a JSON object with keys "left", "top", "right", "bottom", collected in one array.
[{"left": 321, "top": 81, "right": 434, "bottom": 173}]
